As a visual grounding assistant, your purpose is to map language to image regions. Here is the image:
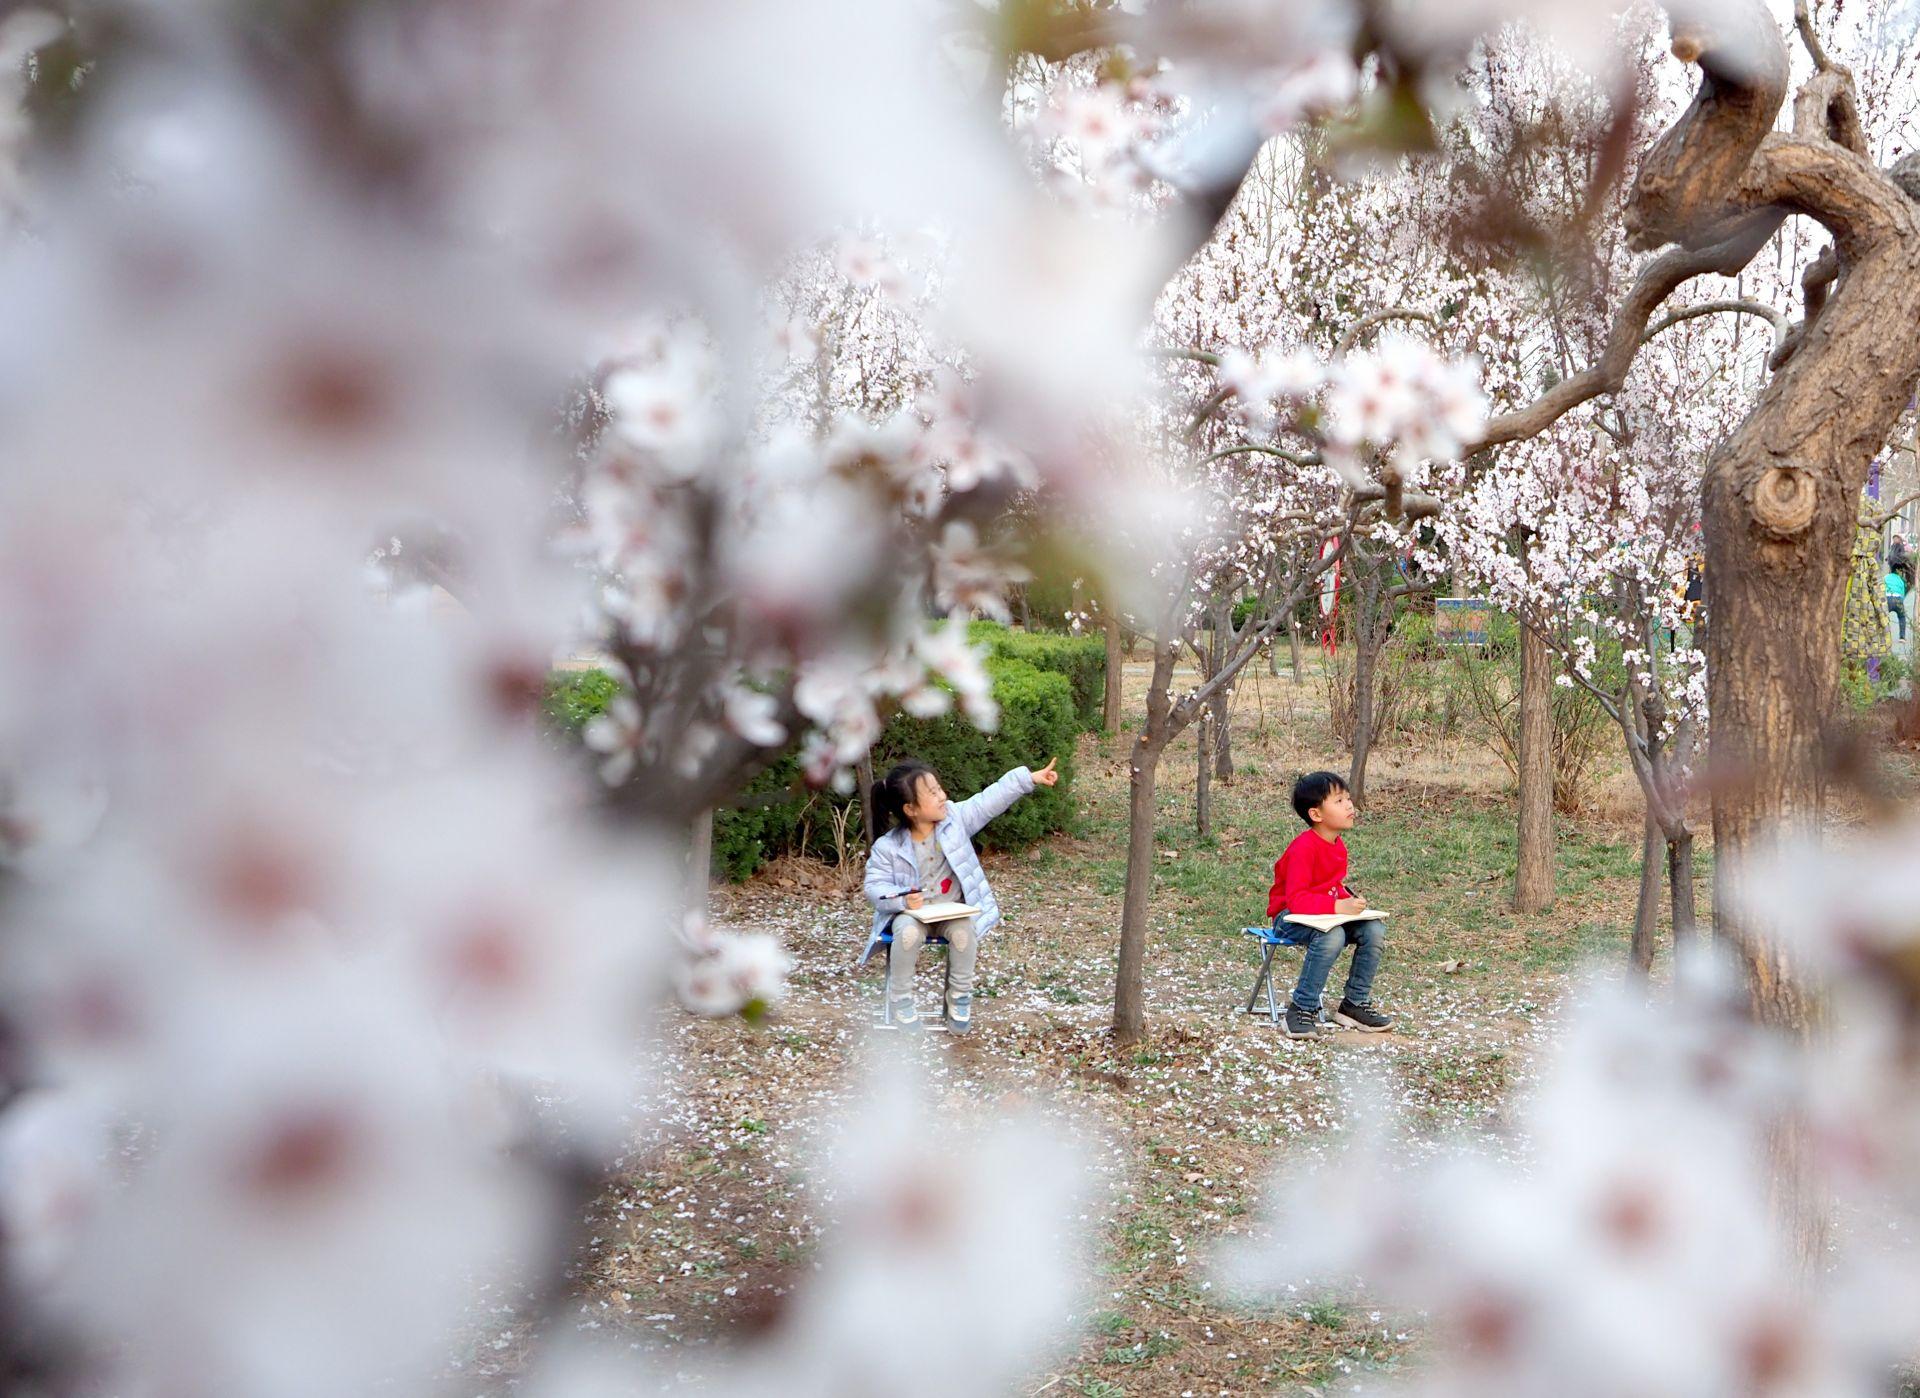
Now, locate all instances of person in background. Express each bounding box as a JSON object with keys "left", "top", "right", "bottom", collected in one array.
[
  {"left": 1889, "top": 564, "right": 1909, "bottom": 643},
  {"left": 1266, "top": 770, "right": 1395, "bottom": 1040},
  {"left": 862, "top": 757, "right": 1059, "bottom": 1032},
  {"left": 1890, "top": 530, "right": 1913, "bottom": 587}
]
